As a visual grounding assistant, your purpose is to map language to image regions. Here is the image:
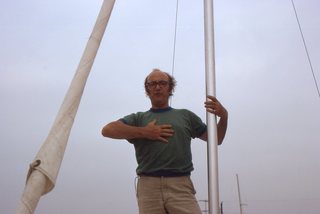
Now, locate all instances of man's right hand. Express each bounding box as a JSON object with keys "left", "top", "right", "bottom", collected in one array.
[{"left": 144, "top": 119, "right": 174, "bottom": 144}]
